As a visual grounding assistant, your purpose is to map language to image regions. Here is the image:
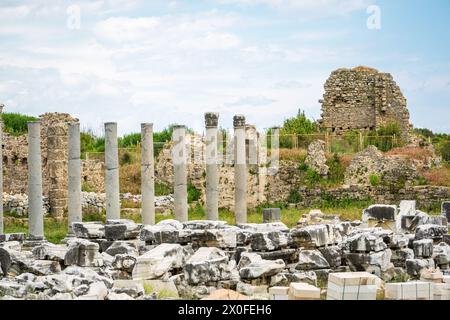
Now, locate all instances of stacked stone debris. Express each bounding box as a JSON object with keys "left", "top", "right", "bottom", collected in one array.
[{"left": 0, "top": 200, "right": 449, "bottom": 300}]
